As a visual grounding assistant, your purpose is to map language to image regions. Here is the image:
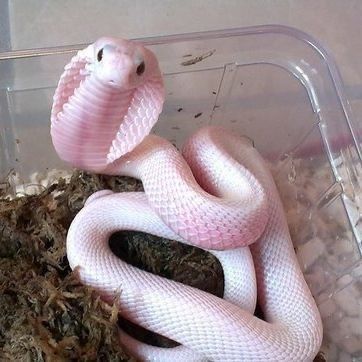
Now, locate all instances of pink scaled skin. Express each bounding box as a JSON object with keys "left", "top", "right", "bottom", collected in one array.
[
  {"left": 51, "top": 37, "right": 269, "bottom": 250},
  {"left": 51, "top": 37, "right": 323, "bottom": 361}
]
